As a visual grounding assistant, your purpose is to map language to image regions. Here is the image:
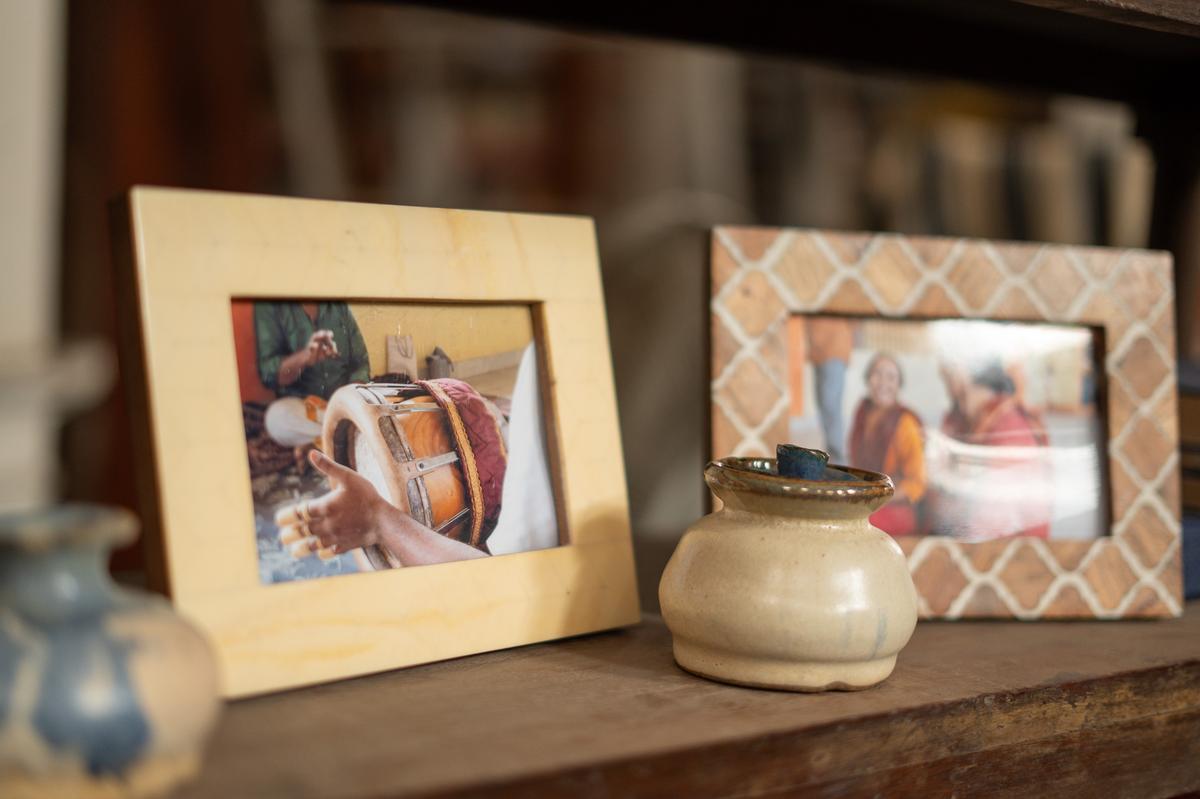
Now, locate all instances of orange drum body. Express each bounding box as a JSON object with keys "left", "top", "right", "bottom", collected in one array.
[{"left": 322, "top": 383, "right": 472, "bottom": 570}]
